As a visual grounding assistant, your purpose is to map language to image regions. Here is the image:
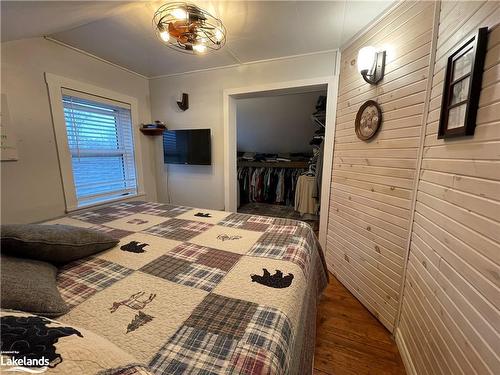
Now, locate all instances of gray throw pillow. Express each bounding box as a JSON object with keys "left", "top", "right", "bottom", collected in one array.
[
  {"left": 1, "top": 256, "right": 69, "bottom": 317},
  {"left": 1, "top": 224, "right": 119, "bottom": 263}
]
